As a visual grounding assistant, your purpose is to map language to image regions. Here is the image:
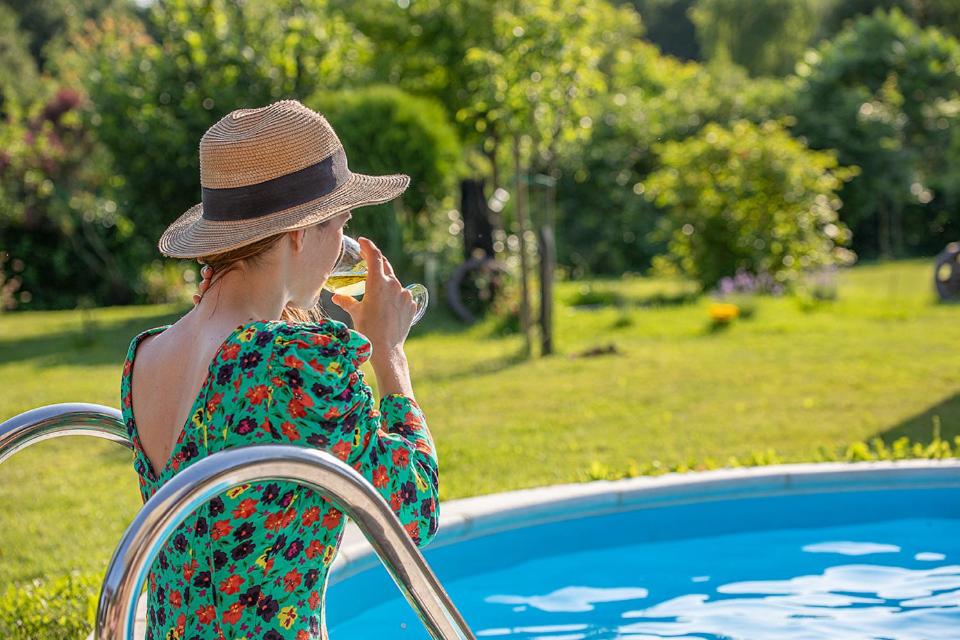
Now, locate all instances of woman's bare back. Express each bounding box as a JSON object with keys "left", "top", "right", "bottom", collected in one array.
[{"left": 128, "top": 319, "right": 249, "bottom": 478}]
